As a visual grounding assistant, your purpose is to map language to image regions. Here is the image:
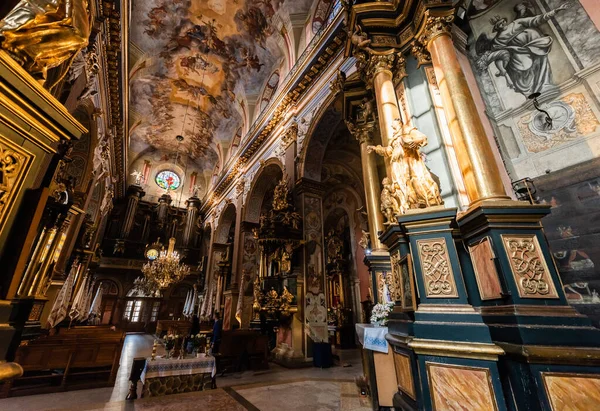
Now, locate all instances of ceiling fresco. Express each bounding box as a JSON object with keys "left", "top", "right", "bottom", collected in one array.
[{"left": 129, "top": 0, "right": 314, "bottom": 178}]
